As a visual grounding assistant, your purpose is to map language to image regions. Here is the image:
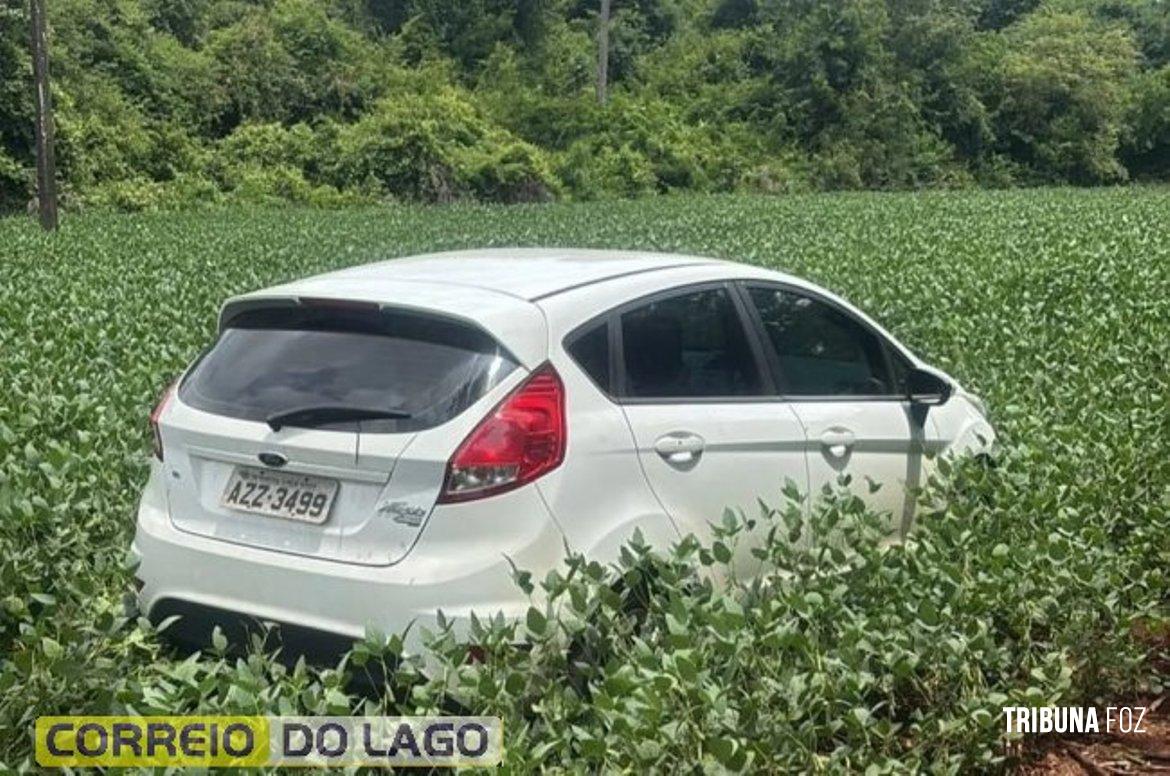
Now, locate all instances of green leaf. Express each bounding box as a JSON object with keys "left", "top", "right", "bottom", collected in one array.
[
  {"left": 41, "top": 637, "right": 63, "bottom": 660},
  {"left": 526, "top": 607, "right": 547, "bottom": 637}
]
